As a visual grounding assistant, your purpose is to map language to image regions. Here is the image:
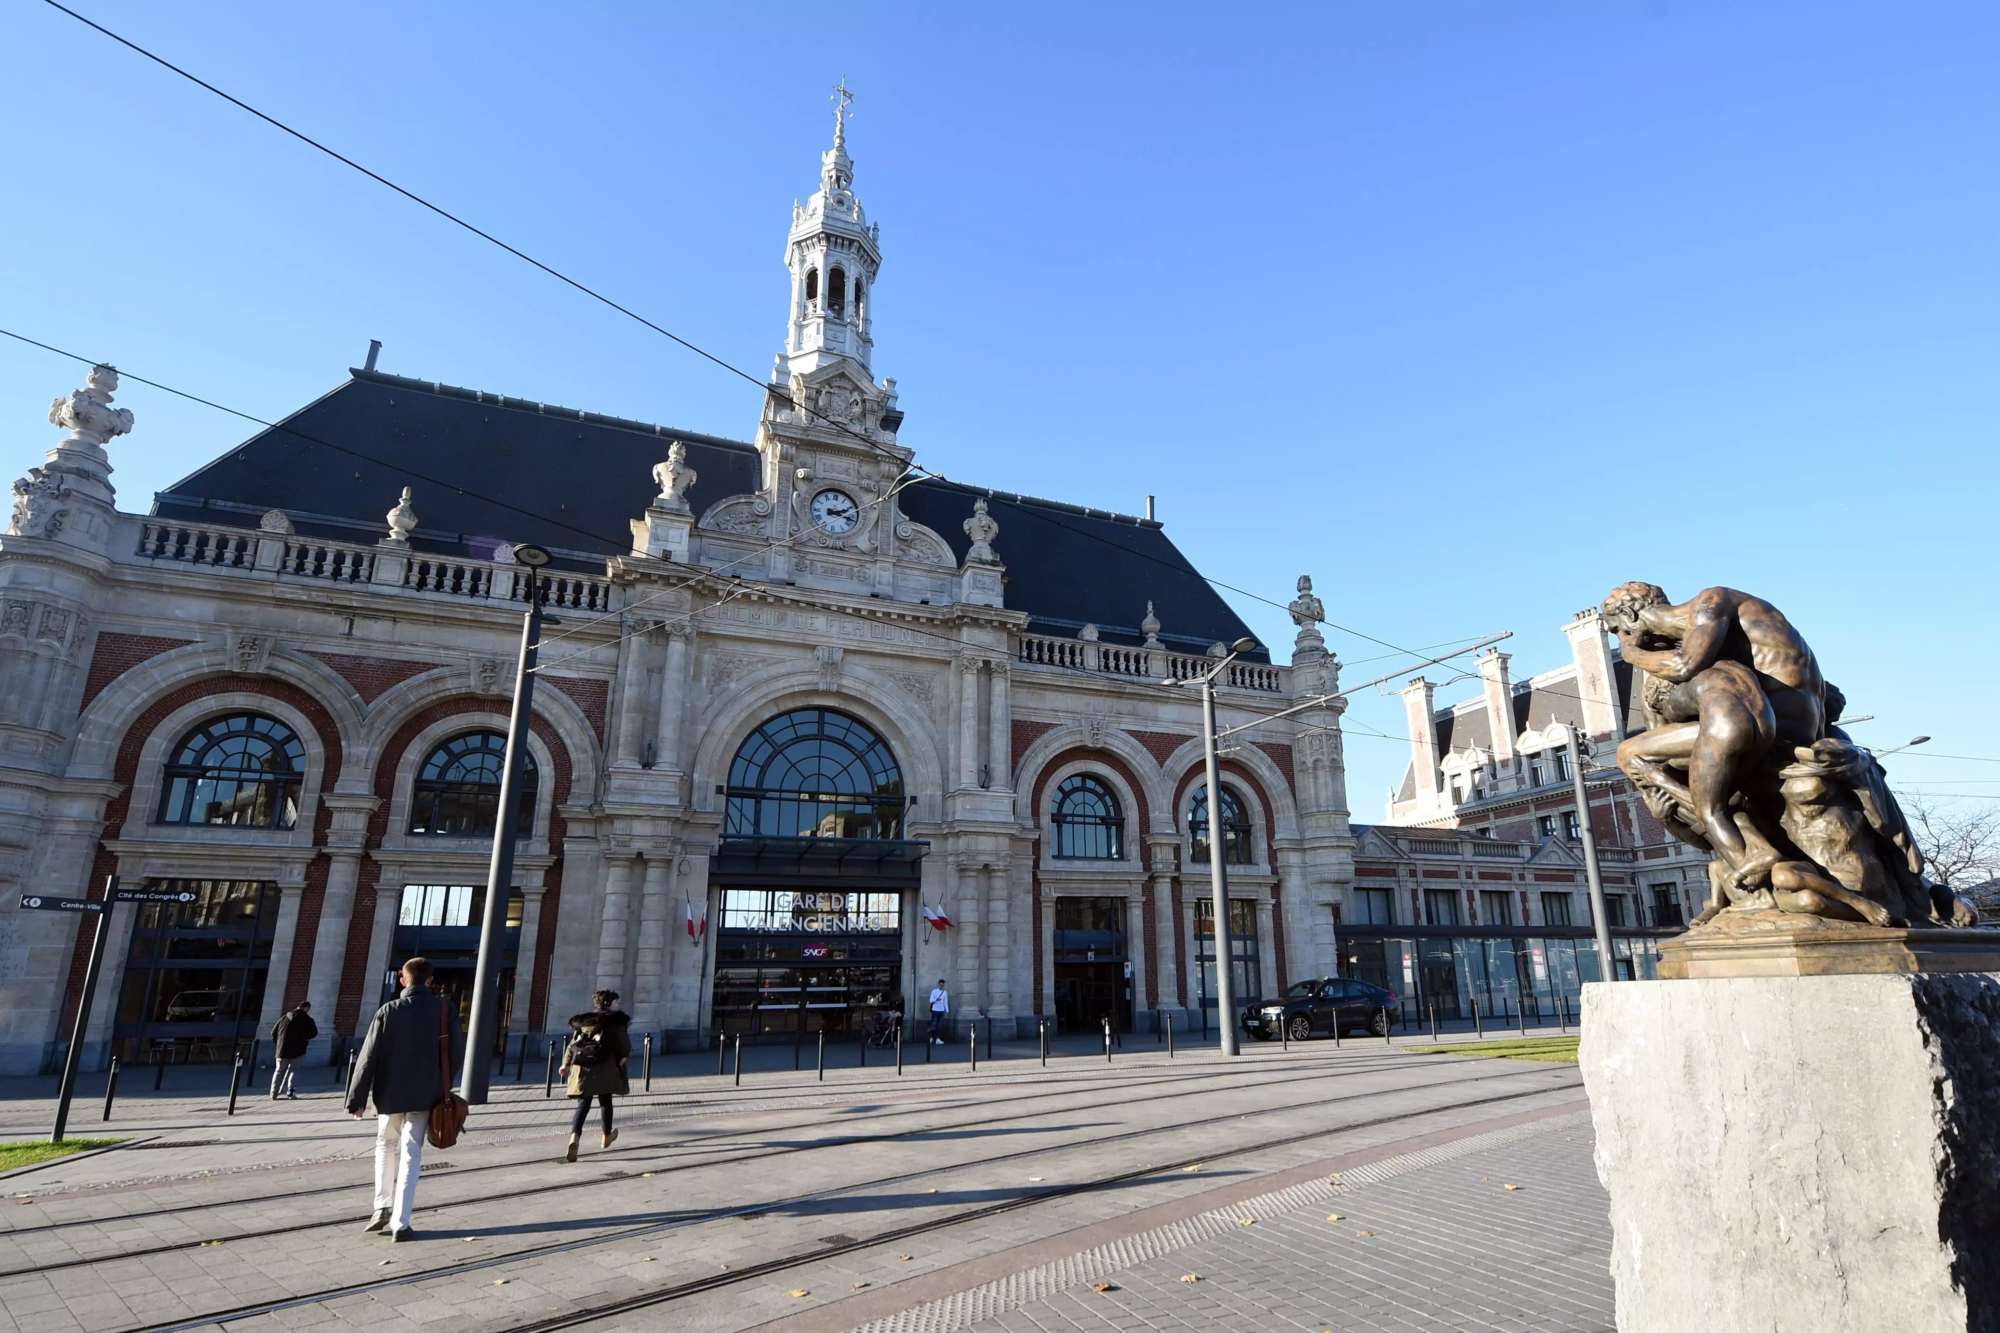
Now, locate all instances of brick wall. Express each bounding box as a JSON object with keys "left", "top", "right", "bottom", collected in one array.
[
  {"left": 1126, "top": 730, "right": 1193, "bottom": 766},
  {"left": 545, "top": 676, "right": 609, "bottom": 745},
  {"left": 1011, "top": 719, "right": 1057, "bottom": 772},
  {"left": 77, "top": 633, "right": 196, "bottom": 712},
  {"left": 303, "top": 651, "right": 437, "bottom": 704}
]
